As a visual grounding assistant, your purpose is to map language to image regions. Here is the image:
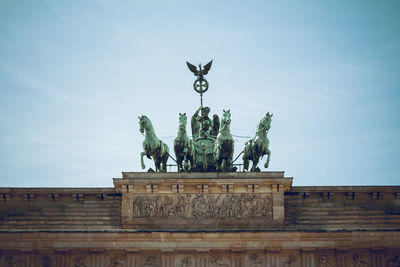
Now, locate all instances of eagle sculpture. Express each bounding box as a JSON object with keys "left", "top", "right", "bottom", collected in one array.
[{"left": 186, "top": 60, "right": 213, "bottom": 79}]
